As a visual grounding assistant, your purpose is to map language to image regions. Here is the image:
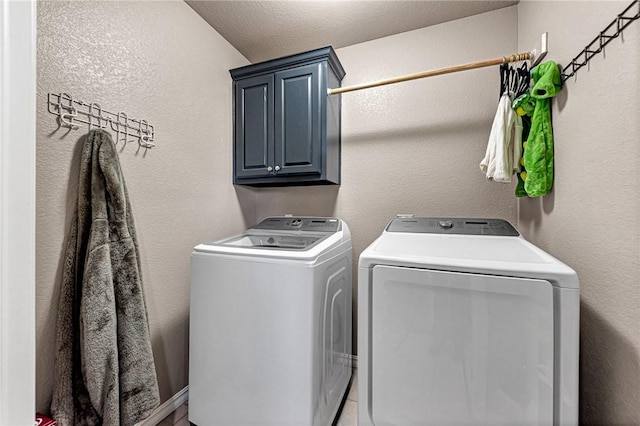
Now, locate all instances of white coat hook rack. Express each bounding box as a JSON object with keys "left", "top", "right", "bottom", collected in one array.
[{"left": 47, "top": 92, "right": 156, "bottom": 149}]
